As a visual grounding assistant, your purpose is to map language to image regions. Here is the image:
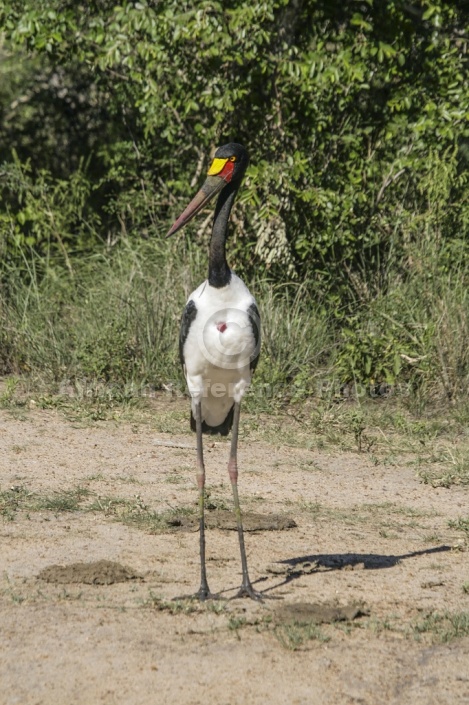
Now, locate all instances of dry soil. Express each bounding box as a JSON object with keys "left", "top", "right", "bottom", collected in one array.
[{"left": 1, "top": 401, "right": 468, "bottom": 704}]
